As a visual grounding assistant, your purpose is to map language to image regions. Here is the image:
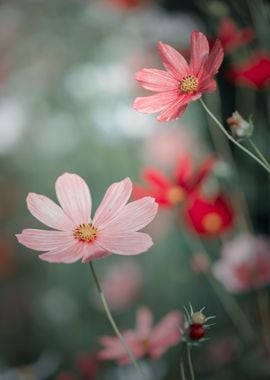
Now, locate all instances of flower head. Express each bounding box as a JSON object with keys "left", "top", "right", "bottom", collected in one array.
[
  {"left": 133, "top": 30, "right": 224, "bottom": 122},
  {"left": 16, "top": 174, "right": 158, "bottom": 264},
  {"left": 133, "top": 154, "right": 215, "bottom": 208},
  {"left": 227, "top": 111, "right": 253, "bottom": 139},
  {"left": 213, "top": 234, "right": 270, "bottom": 293},
  {"left": 184, "top": 193, "right": 234, "bottom": 237},
  {"left": 99, "top": 307, "right": 182, "bottom": 364},
  {"left": 228, "top": 52, "right": 270, "bottom": 89}
]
